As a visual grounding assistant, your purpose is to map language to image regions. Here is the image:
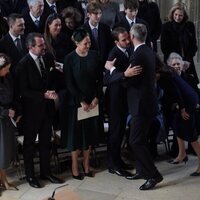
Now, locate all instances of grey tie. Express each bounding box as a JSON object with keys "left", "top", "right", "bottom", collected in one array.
[
  {"left": 92, "top": 28, "right": 98, "bottom": 49},
  {"left": 15, "top": 38, "right": 22, "bottom": 51},
  {"left": 34, "top": 20, "right": 39, "bottom": 27}
]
